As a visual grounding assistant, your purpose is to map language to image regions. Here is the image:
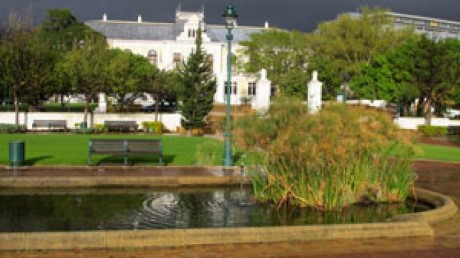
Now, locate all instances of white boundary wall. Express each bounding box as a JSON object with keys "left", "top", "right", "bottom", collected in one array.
[
  {"left": 1, "top": 112, "right": 459, "bottom": 131},
  {"left": 394, "top": 117, "right": 460, "bottom": 130},
  {"left": 0, "top": 112, "right": 182, "bottom": 132}
]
